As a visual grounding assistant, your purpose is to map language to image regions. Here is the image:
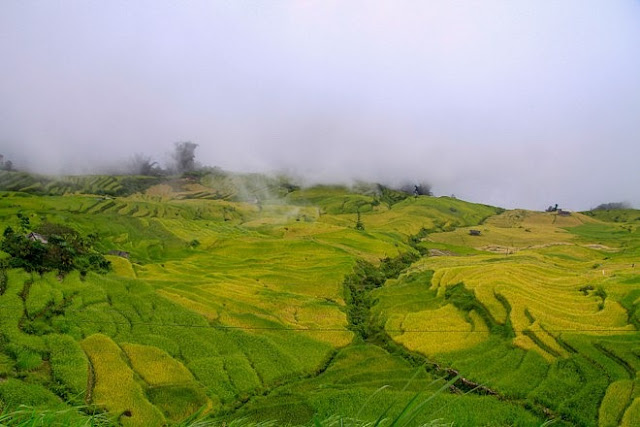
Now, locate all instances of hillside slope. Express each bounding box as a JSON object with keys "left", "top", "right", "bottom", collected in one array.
[{"left": 0, "top": 171, "right": 638, "bottom": 426}]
